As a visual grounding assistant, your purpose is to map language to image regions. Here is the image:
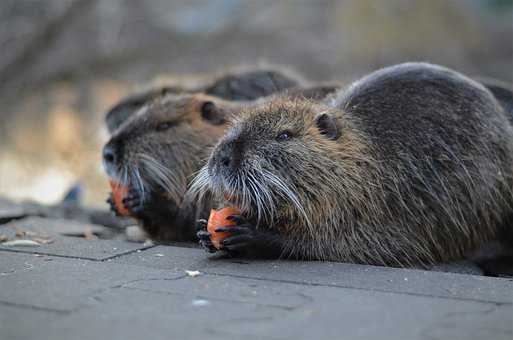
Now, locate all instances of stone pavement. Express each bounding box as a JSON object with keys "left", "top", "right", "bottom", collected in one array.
[{"left": 1, "top": 214, "right": 512, "bottom": 339}]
